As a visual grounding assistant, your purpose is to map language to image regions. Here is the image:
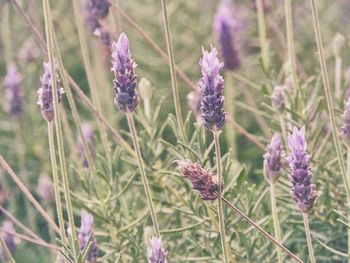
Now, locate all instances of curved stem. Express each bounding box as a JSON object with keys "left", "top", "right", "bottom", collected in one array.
[
  {"left": 126, "top": 112, "right": 160, "bottom": 236},
  {"left": 310, "top": 0, "right": 350, "bottom": 198},
  {"left": 284, "top": 0, "right": 298, "bottom": 90},
  {"left": 213, "top": 130, "right": 229, "bottom": 263},
  {"left": 42, "top": 0, "right": 78, "bottom": 259},
  {"left": 270, "top": 183, "right": 283, "bottom": 263},
  {"left": 0, "top": 236, "right": 15, "bottom": 263},
  {"left": 256, "top": 0, "right": 269, "bottom": 70},
  {"left": 160, "top": 0, "right": 185, "bottom": 139},
  {"left": 302, "top": 213, "right": 316, "bottom": 263},
  {"left": 48, "top": 122, "right": 66, "bottom": 244}
]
